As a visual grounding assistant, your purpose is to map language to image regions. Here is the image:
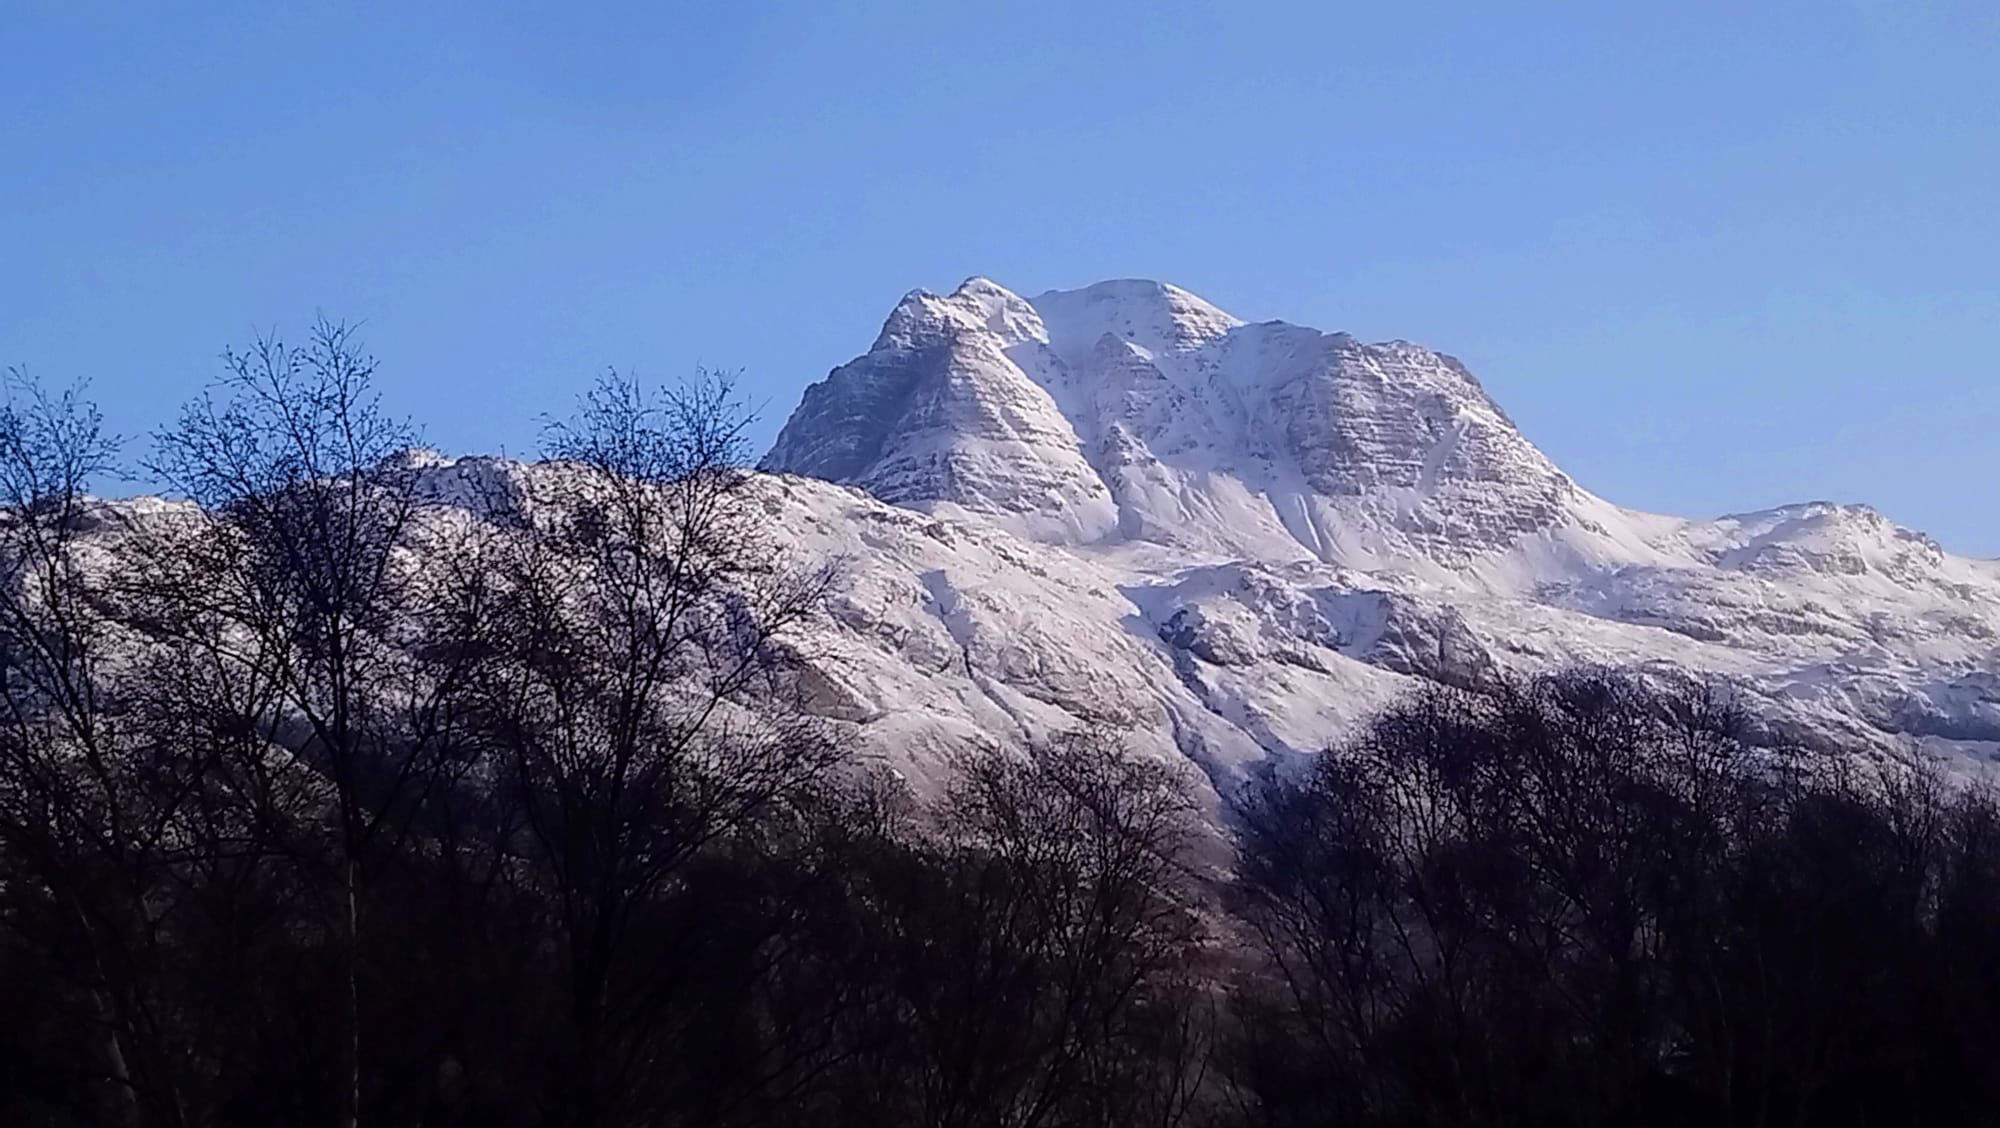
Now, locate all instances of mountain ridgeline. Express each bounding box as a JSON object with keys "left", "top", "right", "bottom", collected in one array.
[
  {"left": 764, "top": 277, "right": 1576, "bottom": 564},
  {"left": 758, "top": 277, "right": 2000, "bottom": 782}
]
